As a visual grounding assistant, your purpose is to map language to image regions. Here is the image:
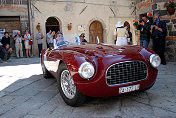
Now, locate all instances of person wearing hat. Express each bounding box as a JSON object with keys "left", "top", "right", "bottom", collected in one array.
[
  {"left": 79, "top": 33, "right": 87, "bottom": 43},
  {"left": 113, "top": 21, "right": 129, "bottom": 46},
  {"left": 54, "top": 31, "right": 66, "bottom": 49}
]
